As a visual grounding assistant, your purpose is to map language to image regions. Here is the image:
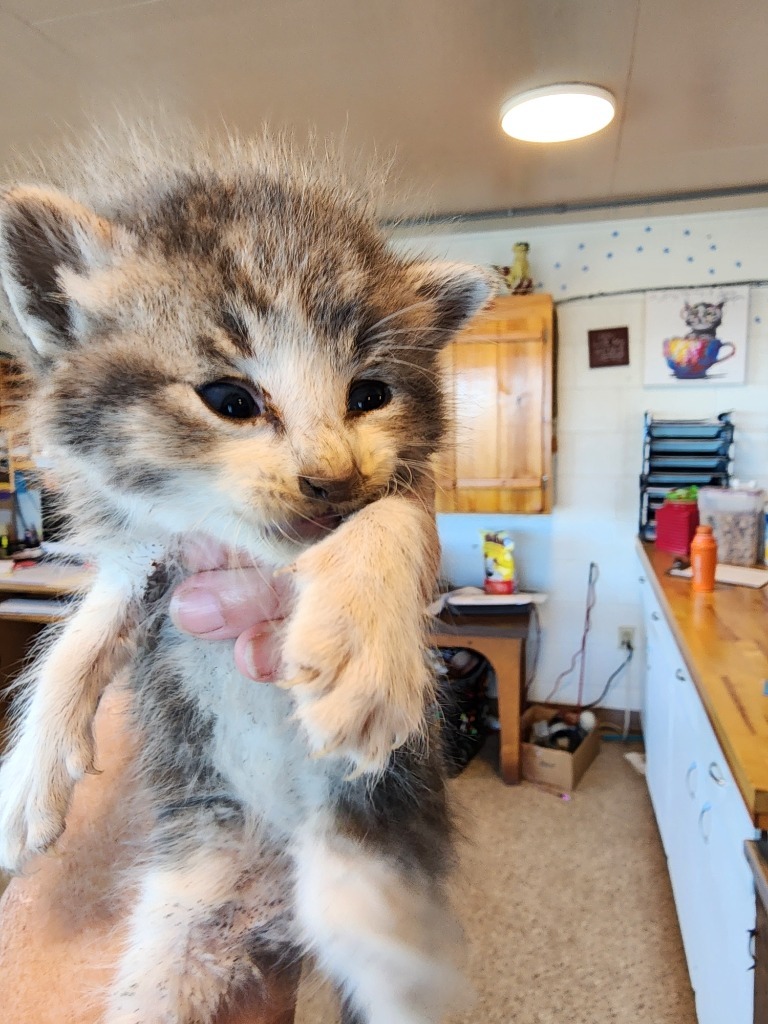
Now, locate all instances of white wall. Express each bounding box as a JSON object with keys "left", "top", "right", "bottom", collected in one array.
[{"left": 395, "top": 207, "right": 768, "bottom": 712}]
